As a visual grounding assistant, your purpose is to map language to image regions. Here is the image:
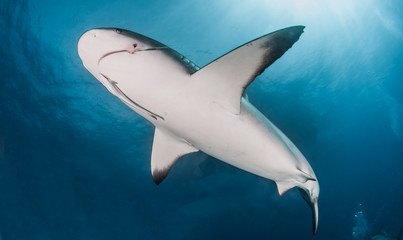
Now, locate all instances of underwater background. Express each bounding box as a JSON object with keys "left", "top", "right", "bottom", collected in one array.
[{"left": 0, "top": 0, "right": 402, "bottom": 239}]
